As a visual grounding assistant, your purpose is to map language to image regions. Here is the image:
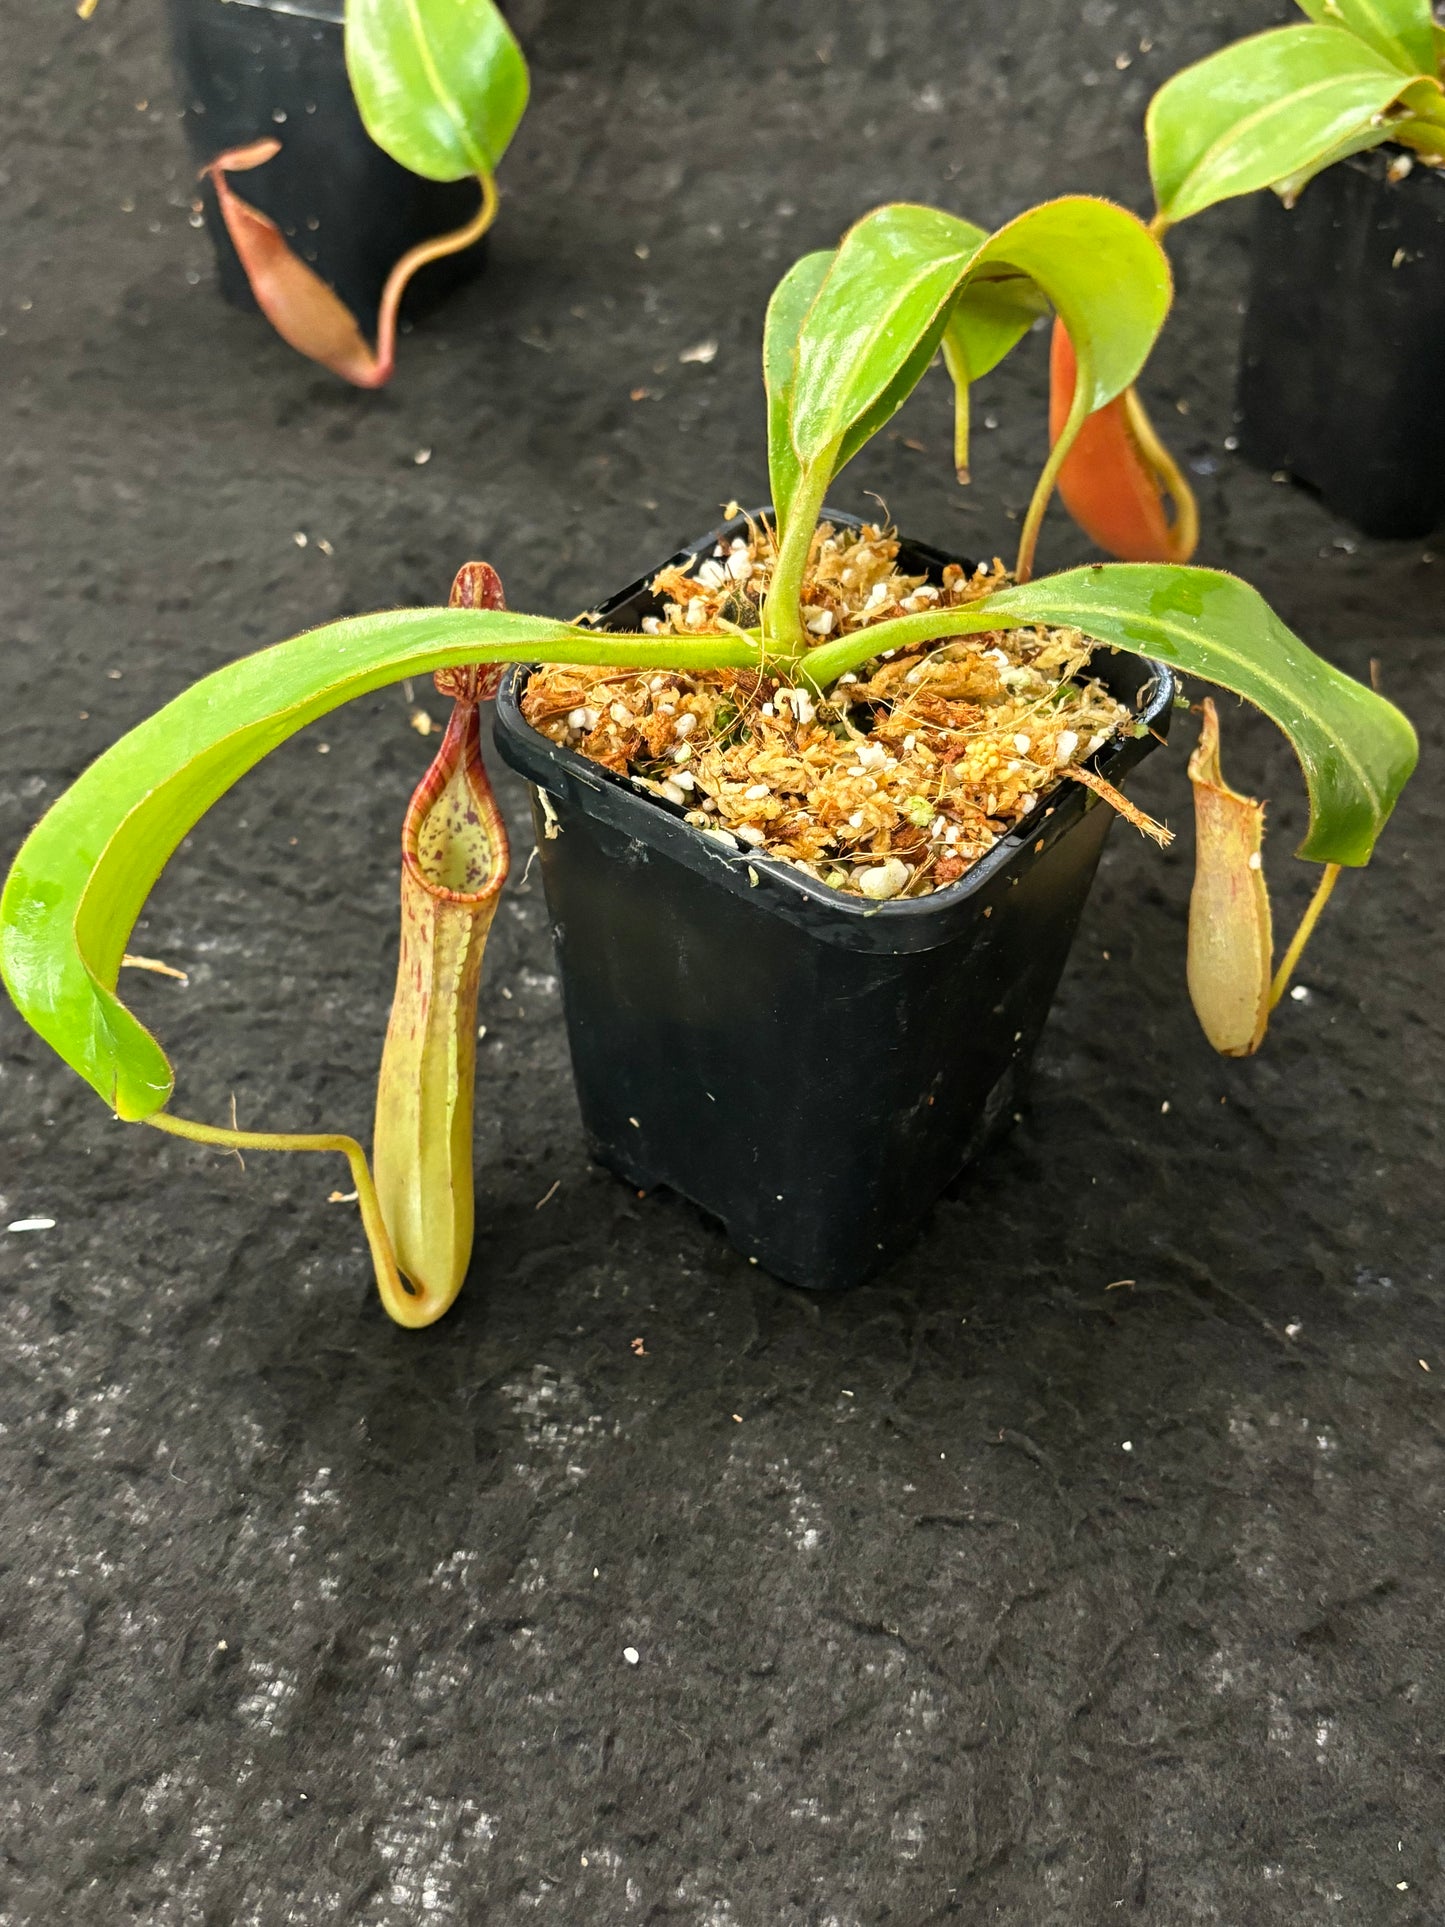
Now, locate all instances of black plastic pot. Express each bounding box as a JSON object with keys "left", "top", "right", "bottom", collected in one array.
[
  {"left": 167, "top": 0, "right": 487, "bottom": 339},
  {"left": 1237, "top": 150, "right": 1445, "bottom": 539},
  {"left": 493, "top": 510, "right": 1173, "bottom": 1291}
]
